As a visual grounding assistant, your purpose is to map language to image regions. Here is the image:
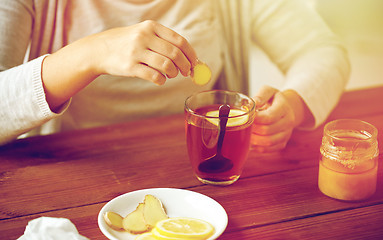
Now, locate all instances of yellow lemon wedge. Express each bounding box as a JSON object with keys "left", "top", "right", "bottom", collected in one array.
[
  {"left": 206, "top": 109, "right": 248, "bottom": 127},
  {"left": 154, "top": 217, "right": 214, "bottom": 240},
  {"left": 191, "top": 61, "right": 211, "bottom": 86},
  {"left": 135, "top": 232, "right": 157, "bottom": 240}
]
